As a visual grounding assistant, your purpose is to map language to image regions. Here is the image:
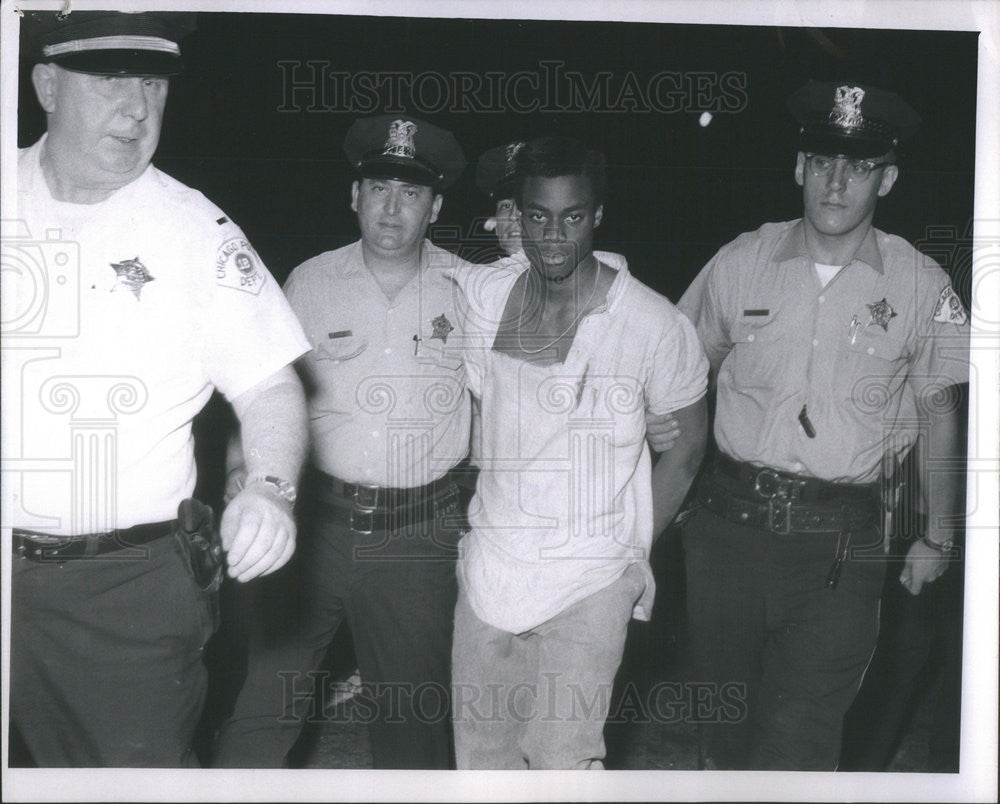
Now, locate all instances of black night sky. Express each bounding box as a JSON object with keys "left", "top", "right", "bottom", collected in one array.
[{"left": 17, "top": 14, "right": 979, "bottom": 305}]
